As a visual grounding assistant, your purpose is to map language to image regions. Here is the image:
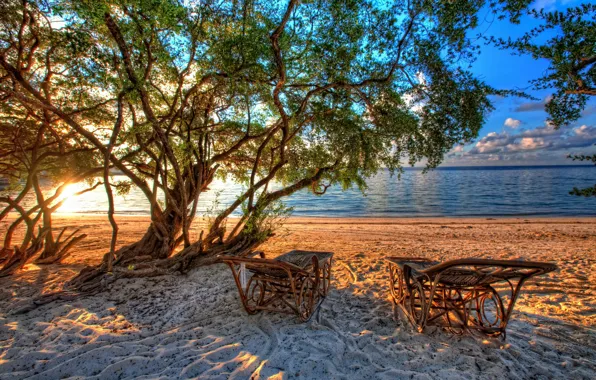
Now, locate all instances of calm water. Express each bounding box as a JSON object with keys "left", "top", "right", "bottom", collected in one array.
[{"left": 8, "top": 166, "right": 596, "bottom": 217}]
